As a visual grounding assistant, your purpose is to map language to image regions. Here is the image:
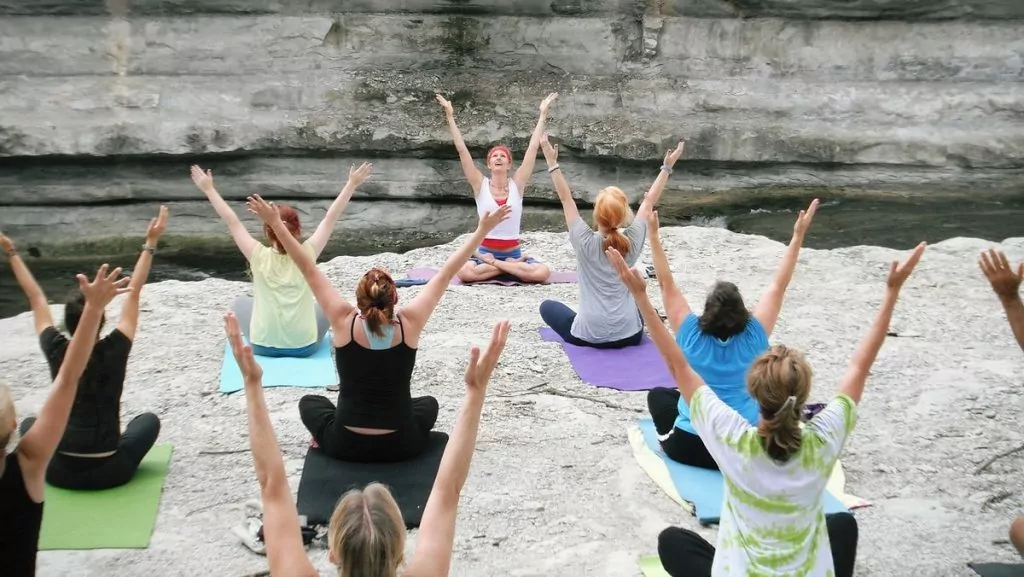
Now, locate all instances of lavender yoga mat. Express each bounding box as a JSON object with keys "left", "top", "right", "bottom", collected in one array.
[
  {"left": 402, "top": 267, "right": 576, "bottom": 286},
  {"left": 538, "top": 327, "right": 674, "bottom": 391}
]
